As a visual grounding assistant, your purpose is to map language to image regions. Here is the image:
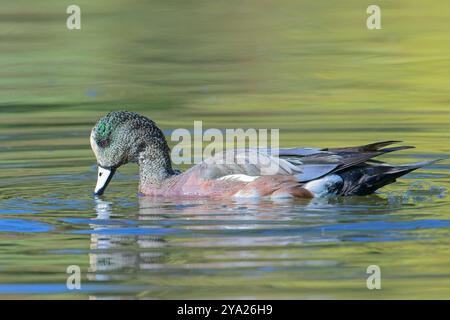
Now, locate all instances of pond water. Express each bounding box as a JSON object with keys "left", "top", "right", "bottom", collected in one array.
[{"left": 0, "top": 0, "right": 449, "bottom": 299}]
